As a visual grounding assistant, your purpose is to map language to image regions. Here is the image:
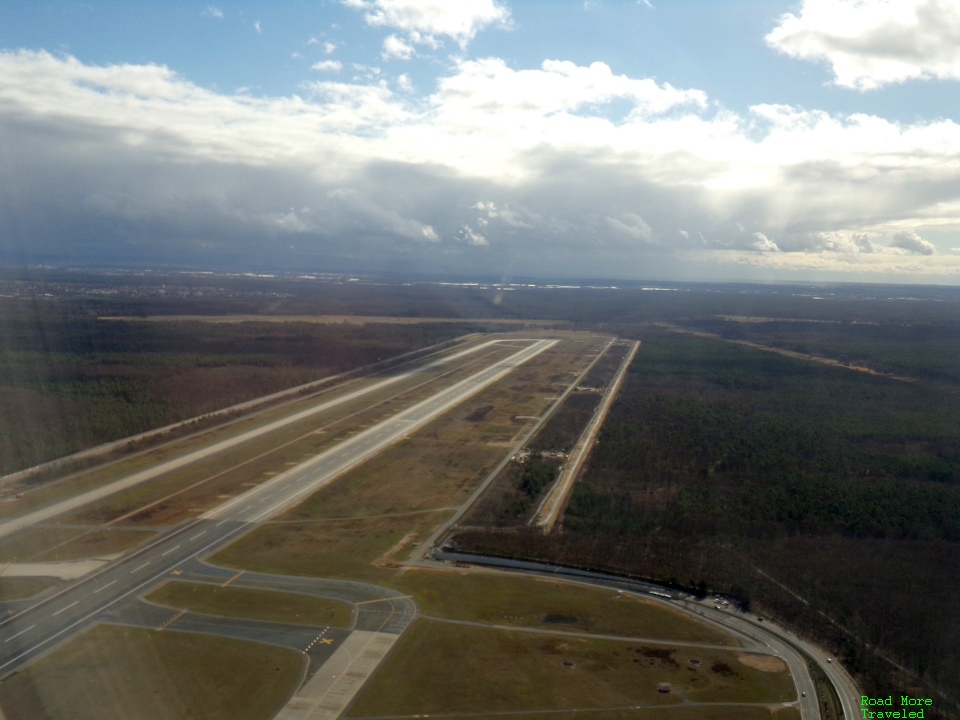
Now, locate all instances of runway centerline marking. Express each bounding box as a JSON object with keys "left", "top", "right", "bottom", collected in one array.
[
  {"left": 5, "top": 626, "right": 34, "bottom": 642},
  {"left": 161, "top": 546, "right": 179, "bottom": 556},
  {"left": 189, "top": 531, "right": 206, "bottom": 540},
  {"left": 94, "top": 580, "right": 116, "bottom": 593},
  {"left": 130, "top": 562, "right": 150, "bottom": 573},
  {"left": 52, "top": 602, "right": 79, "bottom": 617}
]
